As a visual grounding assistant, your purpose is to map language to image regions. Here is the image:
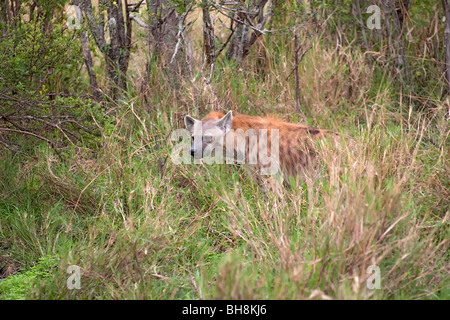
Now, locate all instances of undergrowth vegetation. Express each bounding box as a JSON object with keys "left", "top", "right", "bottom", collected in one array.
[{"left": 0, "top": 1, "right": 448, "bottom": 300}]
